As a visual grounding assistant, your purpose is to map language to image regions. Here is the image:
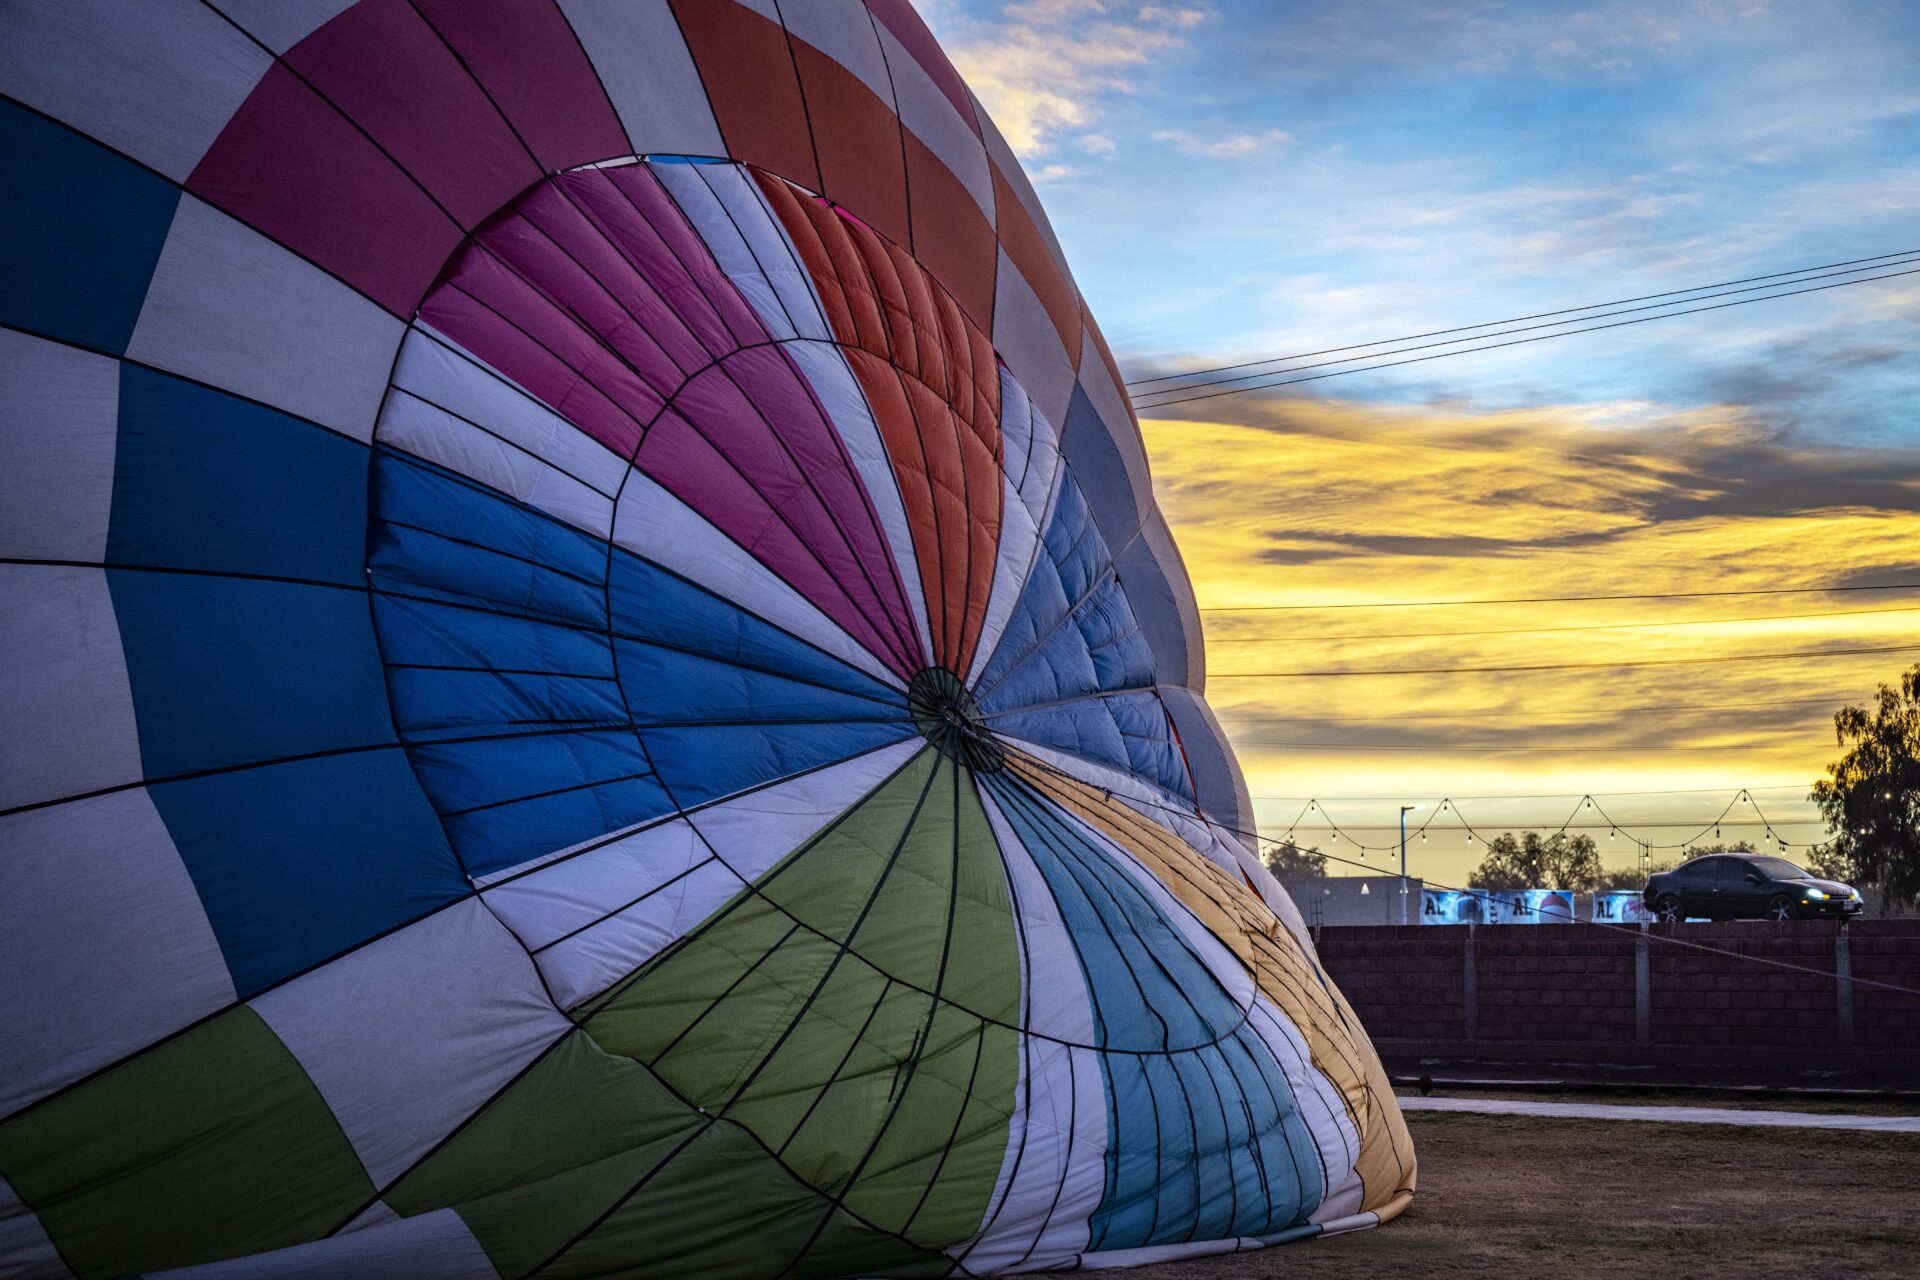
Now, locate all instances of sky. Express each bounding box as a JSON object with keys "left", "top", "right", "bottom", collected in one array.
[{"left": 919, "top": 0, "right": 1920, "bottom": 883}]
